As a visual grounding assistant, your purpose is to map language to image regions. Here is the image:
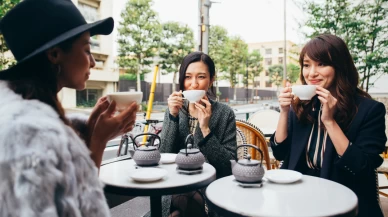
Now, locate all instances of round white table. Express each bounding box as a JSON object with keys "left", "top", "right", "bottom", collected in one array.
[
  {"left": 100, "top": 159, "right": 216, "bottom": 217},
  {"left": 206, "top": 175, "right": 358, "bottom": 217}
]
